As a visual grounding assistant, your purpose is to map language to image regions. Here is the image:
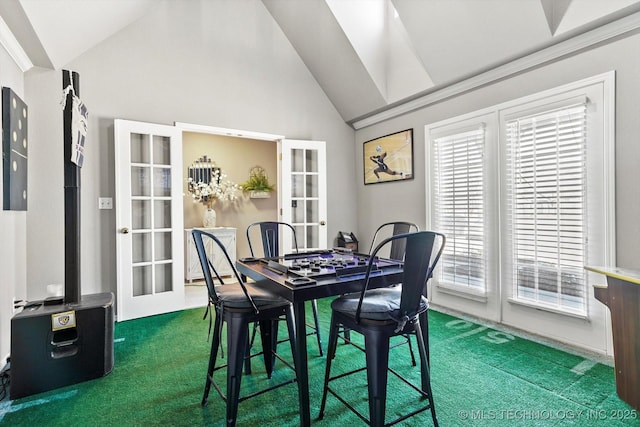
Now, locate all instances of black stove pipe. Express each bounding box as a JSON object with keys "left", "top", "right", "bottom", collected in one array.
[{"left": 63, "top": 70, "right": 81, "bottom": 304}]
